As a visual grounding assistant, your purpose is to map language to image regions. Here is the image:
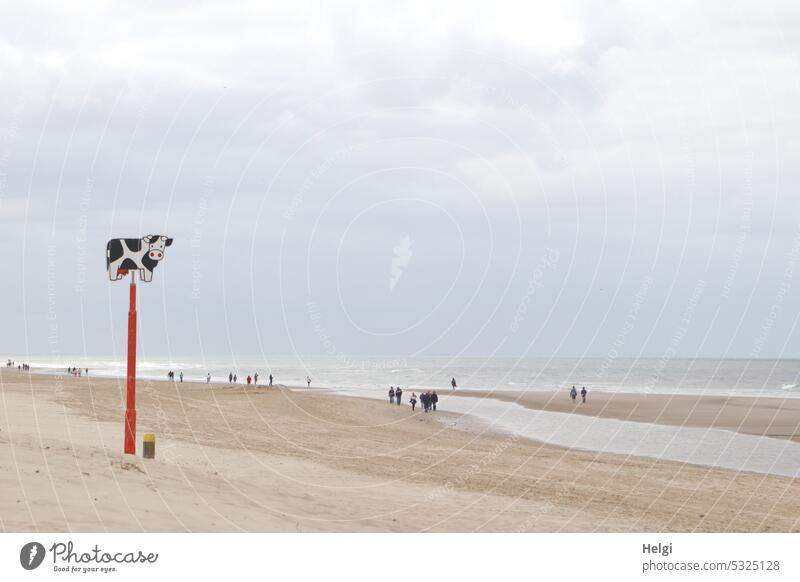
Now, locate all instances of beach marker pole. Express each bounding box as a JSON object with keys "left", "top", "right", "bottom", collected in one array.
[
  {"left": 124, "top": 271, "right": 137, "bottom": 455},
  {"left": 108, "top": 234, "right": 172, "bottom": 455}
]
